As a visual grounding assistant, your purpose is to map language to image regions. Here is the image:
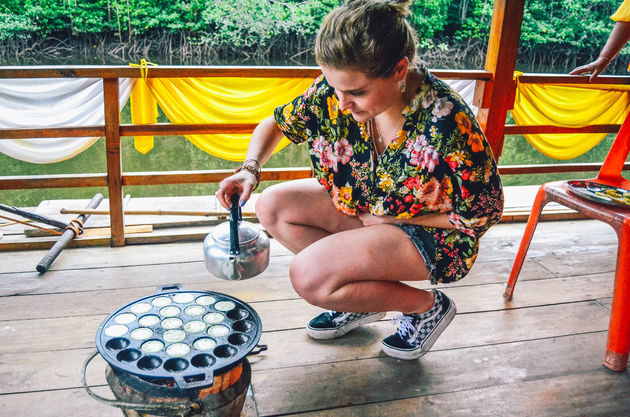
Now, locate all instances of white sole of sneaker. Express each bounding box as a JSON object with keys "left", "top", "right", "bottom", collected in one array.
[
  {"left": 381, "top": 302, "right": 457, "bottom": 360},
  {"left": 306, "top": 312, "right": 386, "bottom": 340}
]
